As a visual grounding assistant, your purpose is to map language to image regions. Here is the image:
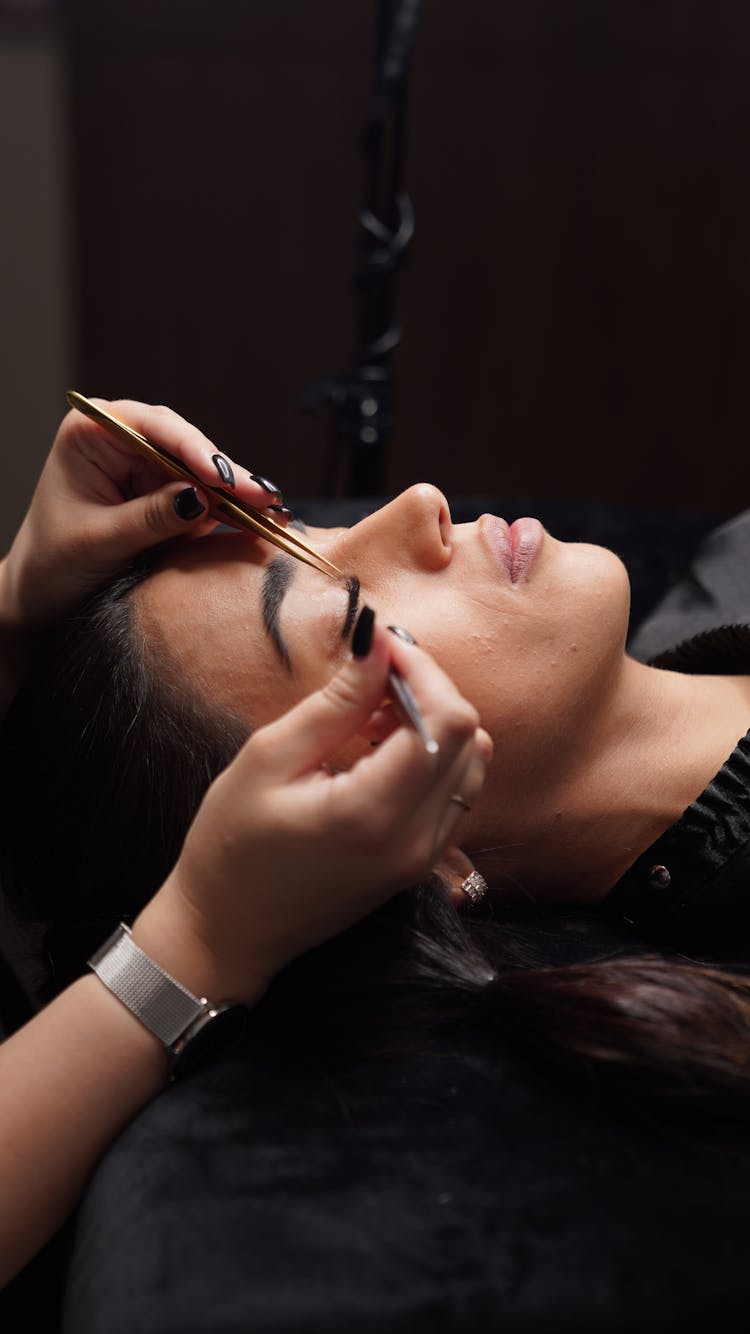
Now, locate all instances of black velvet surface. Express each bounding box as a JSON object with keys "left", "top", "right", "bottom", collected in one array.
[
  {"left": 65, "top": 1033, "right": 750, "bottom": 1334},
  {"left": 8, "top": 497, "right": 747, "bottom": 1334}
]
